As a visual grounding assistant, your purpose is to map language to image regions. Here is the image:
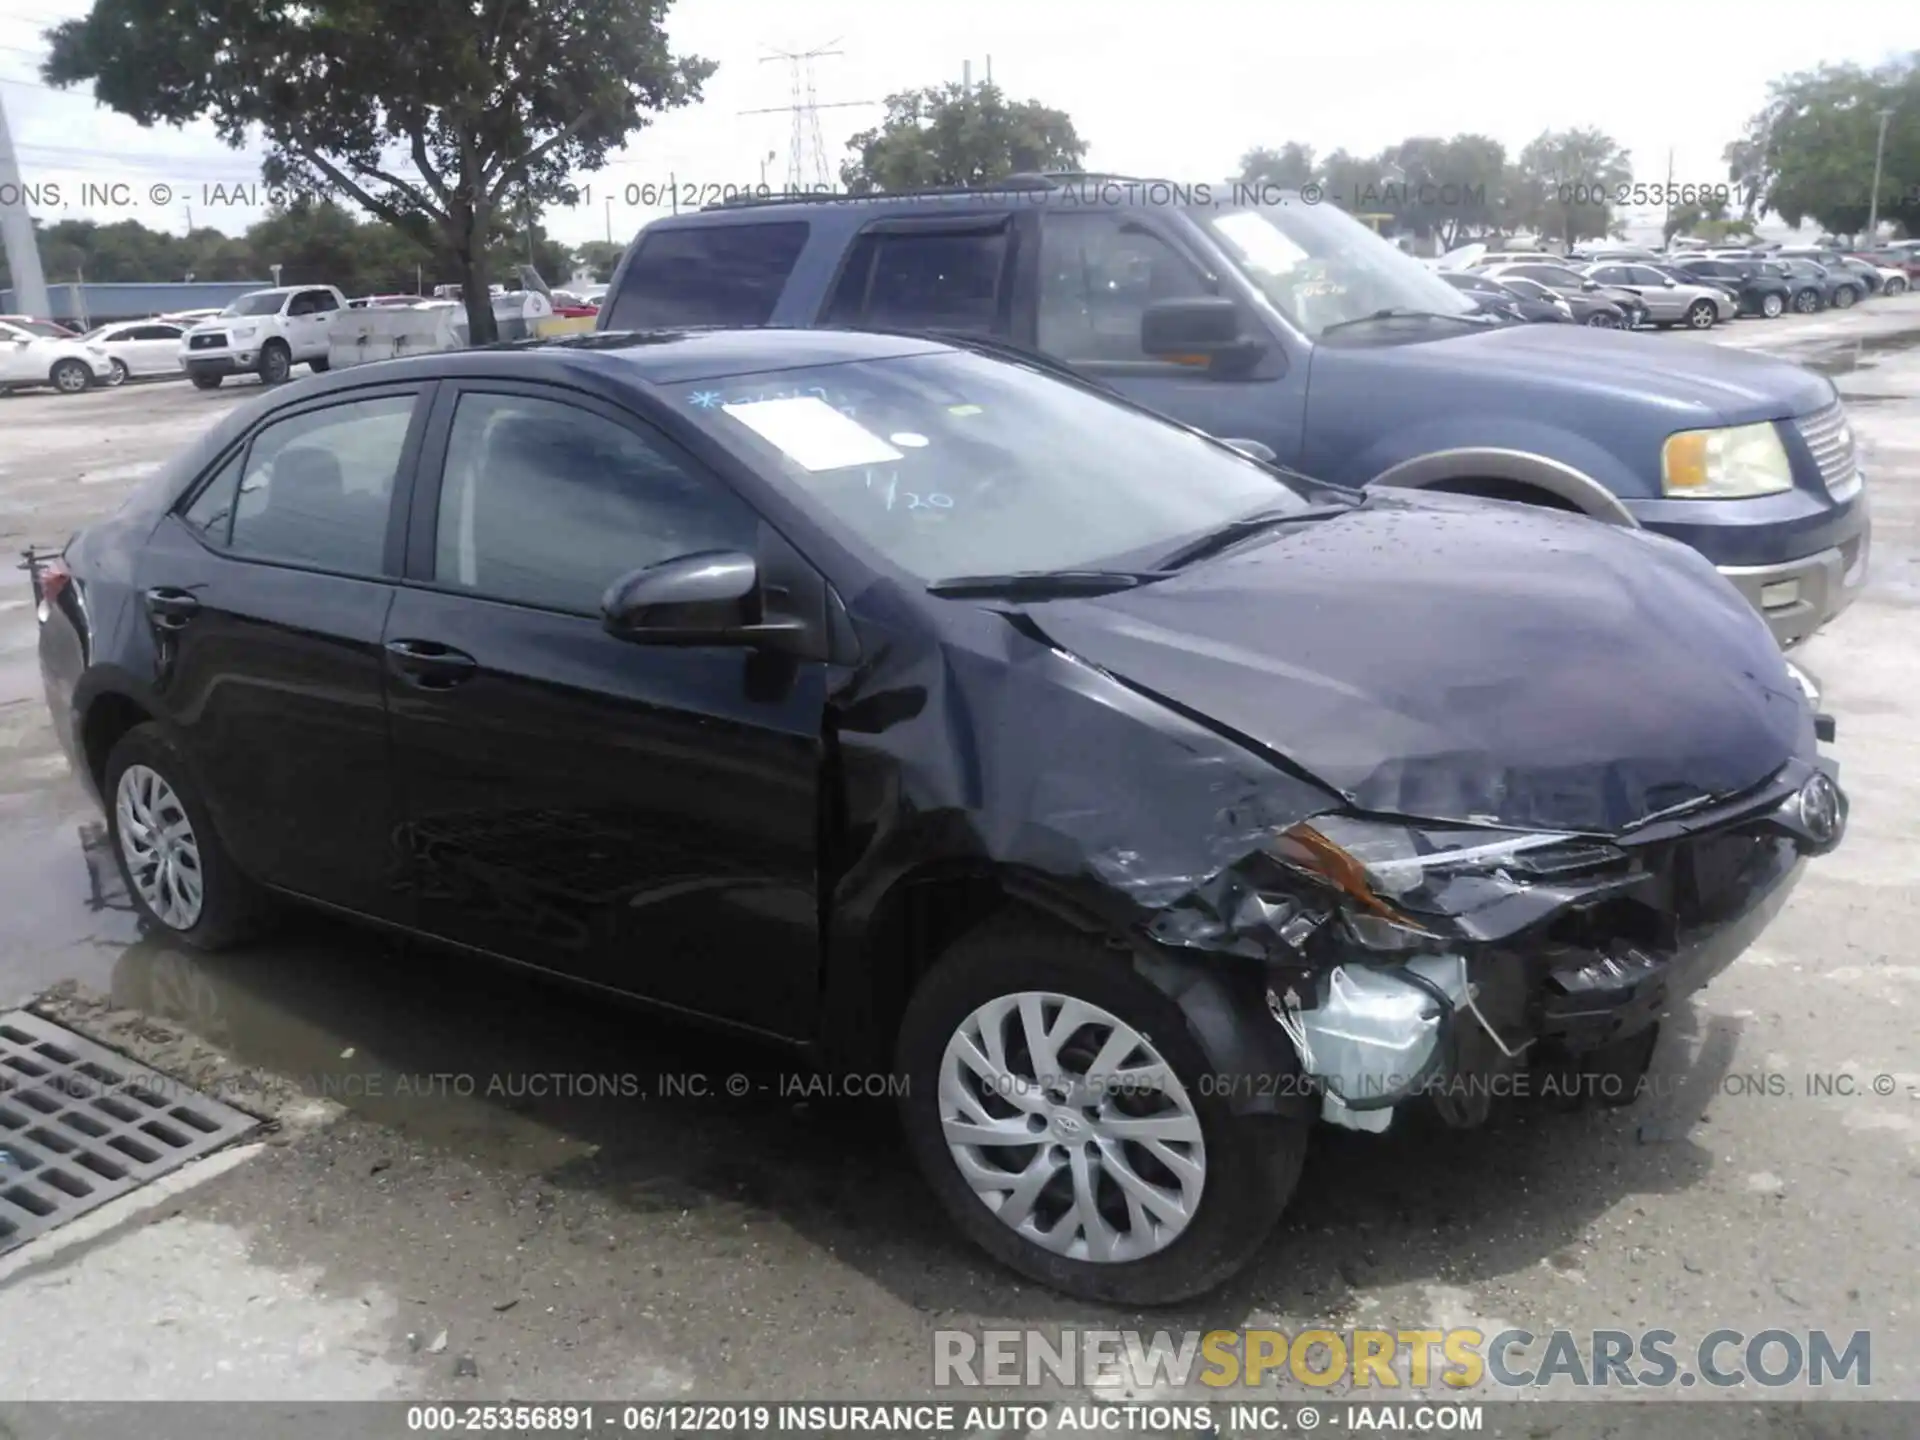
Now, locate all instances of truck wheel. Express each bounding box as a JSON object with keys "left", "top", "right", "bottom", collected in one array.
[
  {"left": 307, "top": 356, "right": 331, "bottom": 373},
  {"left": 1761, "top": 293, "right": 1785, "bottom": 318},
  {"left": 895, "top": 917, "right": 1308, "bottom": 1304},
  {"left": 258, "top": 341, "right": 292, "bottom": 384},
  {"left": 50, "top": 358, "right": 92, "bottom": 394},
  {"left": 190, "top": 373, "right": 224, "bottom": 390},
  {"left": 1685, "top": 300, "right": 1717, "bottom": 329},
  {"left": 1793, "top": 289, "right": 1820, "bottom": 313}
]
